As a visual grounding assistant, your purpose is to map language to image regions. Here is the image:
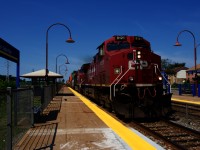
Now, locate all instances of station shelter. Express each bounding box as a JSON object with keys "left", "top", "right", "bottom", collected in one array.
[
  {"left": 186, "top": 64, "right": 200, "bottom": 83},
  {"left": 21, "top": 69, "right": 63, "bottom": 85}
]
